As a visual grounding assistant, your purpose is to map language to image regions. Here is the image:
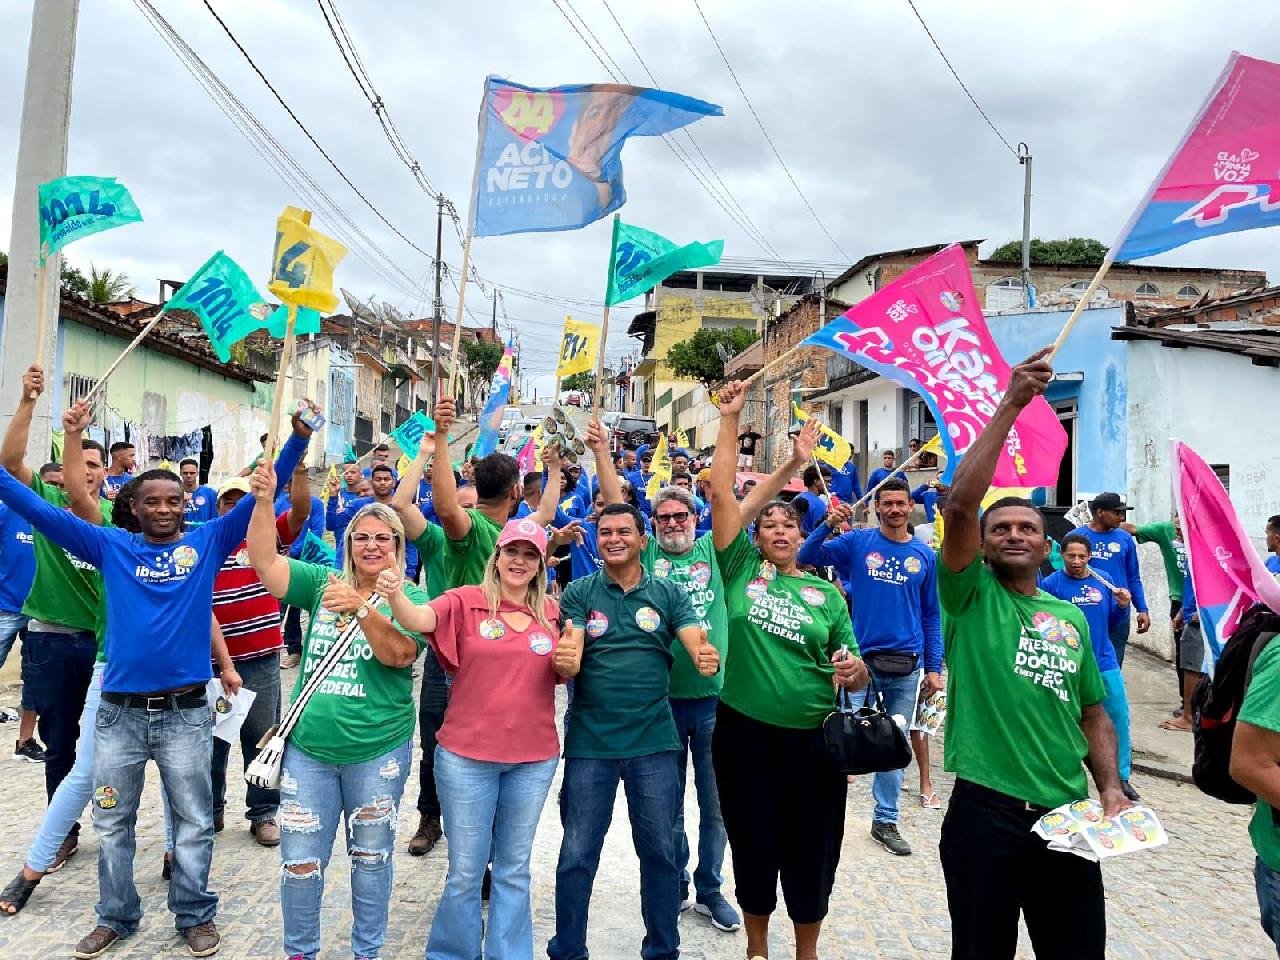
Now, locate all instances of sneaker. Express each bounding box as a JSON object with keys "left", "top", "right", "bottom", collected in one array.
[
  {"left": 693, "top": 892, "right": 742, "bottom": 931},
  {"left": 280, "top": 653, "right": 301, "bottom": 669},
  {"left": 73, "top": 925, "right": 120, "bottom": 959},
  {"left": 870, "top": 820, "right": 912, "bottom": 856},
  {"left": 678, "top": 882, "right": 694, "bottom": 912},
  {"left": 407, "top": 814, "right": 442, "bottom": 856},
  {"left": 250, "top": 818, "right": 280, "bottom": 847},
  {"left": 182, "top": 920, "right": 220, "bottom": 957},
  {"left": 1121, "top": 779, "right": 1142, "bottom": 802},
  {"left": 13, "top": 738, "right": 45, "bottom": 763},
  {"left": 48, "top": 829, "right": 79, "bottom": 873}
]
